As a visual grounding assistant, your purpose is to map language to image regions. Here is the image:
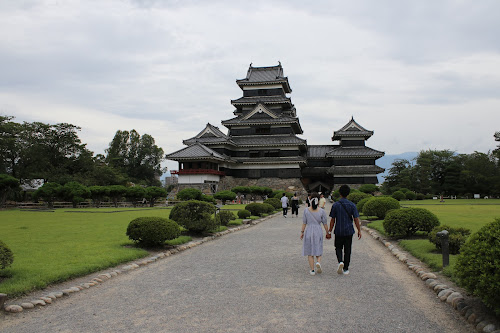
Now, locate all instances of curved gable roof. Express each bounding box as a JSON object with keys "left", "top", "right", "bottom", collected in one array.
[{"left": 332, "top": 117, "right": 373, "bottom": 141}]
